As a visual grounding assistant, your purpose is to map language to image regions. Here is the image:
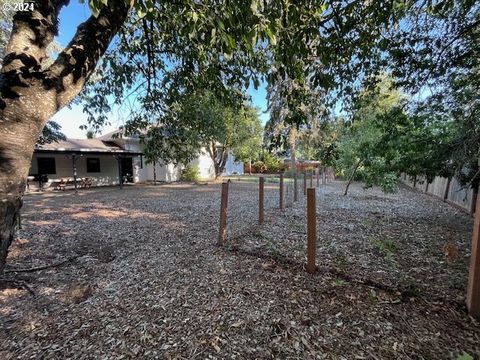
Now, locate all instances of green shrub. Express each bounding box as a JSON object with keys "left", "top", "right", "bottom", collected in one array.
[
  {"left": 263, "top": 153, "right": 285, "bottom": 173},
  {"left": 252, "top": 160, "right": 267, "bottom": 173},
  {"left": 181, "top": 165, "right": 200, "bottom": 182}
]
